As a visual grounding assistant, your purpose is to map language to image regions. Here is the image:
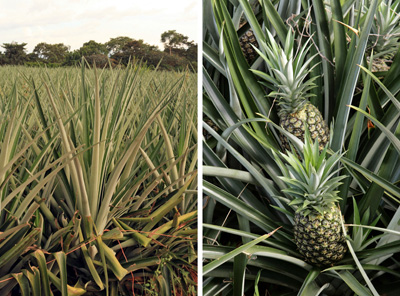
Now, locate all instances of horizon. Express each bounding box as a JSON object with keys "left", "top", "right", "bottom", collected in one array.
[
  {"left": 0, "top": 0, "right": 198, "bottom": 53},
  {"left": 1, "top": 33, "right": 197, "bottom": 54}
]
